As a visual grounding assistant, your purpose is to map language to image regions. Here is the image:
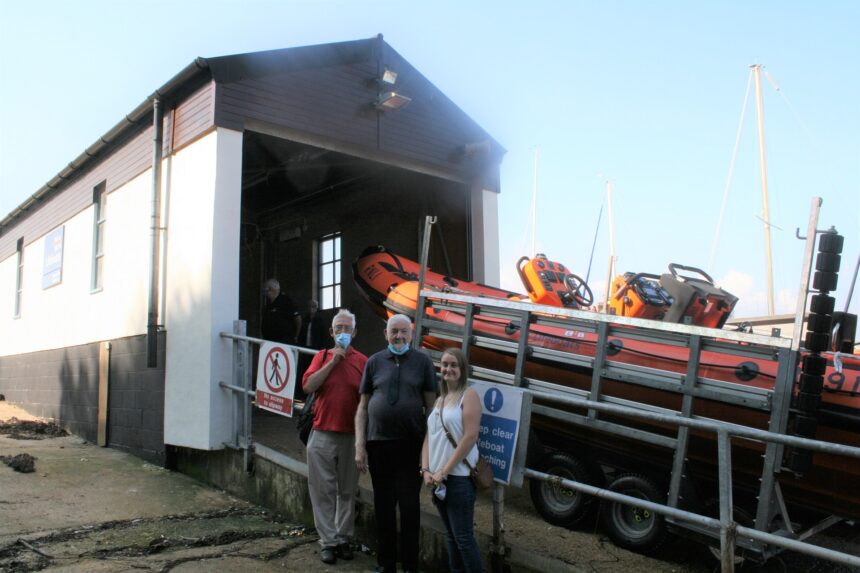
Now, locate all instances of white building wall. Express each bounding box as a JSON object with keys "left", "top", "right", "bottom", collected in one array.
[
  {"left": 163, "top": 128, "right": 242, "bottom": 450},
  {"left": 481, "top": 189, "right": 500, "bottom": 286},
  {"left": 0, "top": 171, "right": 151, "bottom": 356}
]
